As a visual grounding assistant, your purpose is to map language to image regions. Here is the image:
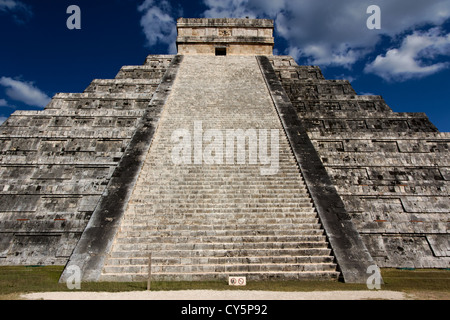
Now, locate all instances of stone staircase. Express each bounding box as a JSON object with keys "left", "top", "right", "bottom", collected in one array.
[{"left": 99, "top": 55, "right": 339, "bottom": 281}]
